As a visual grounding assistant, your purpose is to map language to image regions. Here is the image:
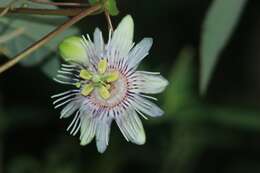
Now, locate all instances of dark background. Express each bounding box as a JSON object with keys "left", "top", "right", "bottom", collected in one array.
[{"left": 1, "top": 0, "right": 260, "bottom": 173}]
